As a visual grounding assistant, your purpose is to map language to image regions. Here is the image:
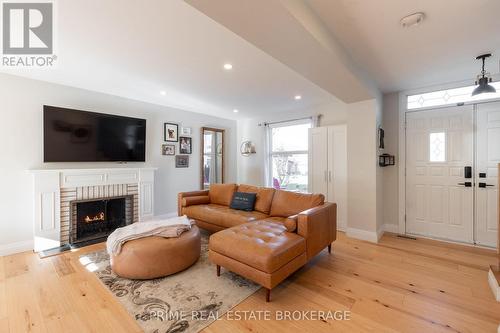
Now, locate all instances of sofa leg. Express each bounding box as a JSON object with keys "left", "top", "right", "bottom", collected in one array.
[
  {"left": 328, "top": 244, "right": 332, "bottom": 254},
  {"left": 265, "top": 288, "right": 271, "bottom": 302},
  {"left": 216, "top": 265, "right": 220, "bottom": 277}
]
